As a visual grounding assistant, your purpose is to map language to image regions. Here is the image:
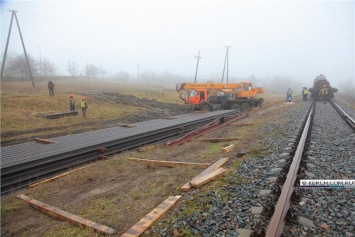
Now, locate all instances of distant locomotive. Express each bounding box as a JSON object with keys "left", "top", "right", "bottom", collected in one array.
[{"left": 308, "top": 74, "right": 338, "bottom": 101}]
